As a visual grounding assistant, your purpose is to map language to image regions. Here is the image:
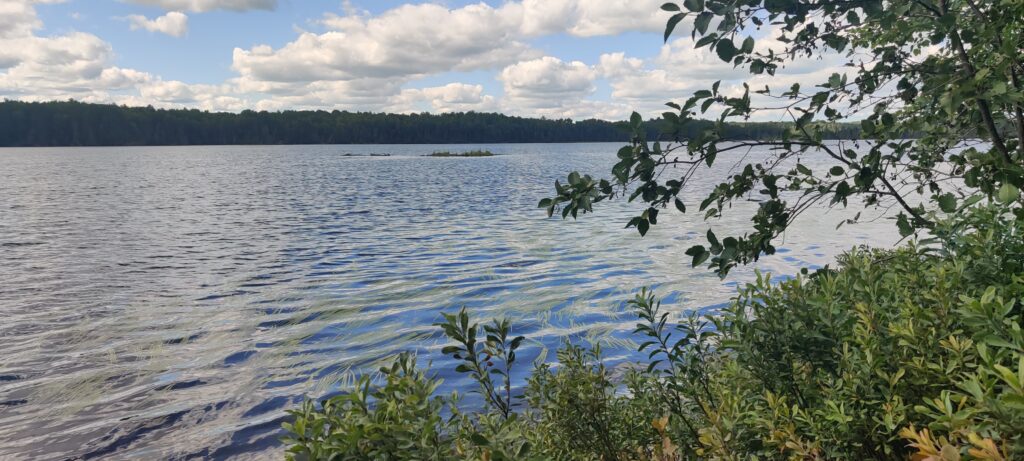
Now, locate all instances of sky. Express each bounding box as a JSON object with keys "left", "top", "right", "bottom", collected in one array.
[{"left": 0, "top": 0, "right": 846, "bottom": 120}]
